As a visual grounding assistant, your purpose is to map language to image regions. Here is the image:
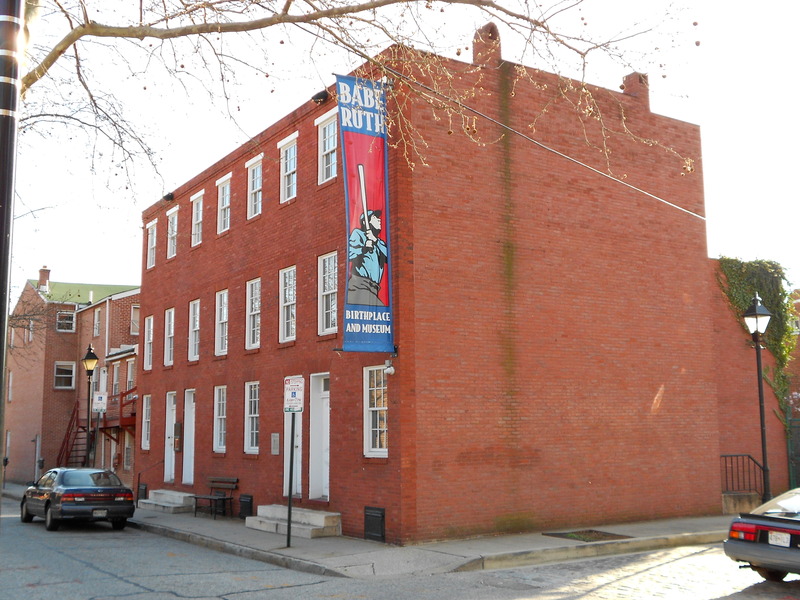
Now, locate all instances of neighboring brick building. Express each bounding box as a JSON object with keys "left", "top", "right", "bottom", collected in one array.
[
  {"left": 4, "top": 267, "right": 139, "bottom": 485},
  {"left": 134, "top": 27, "right": 788, "bottom": 543}
]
